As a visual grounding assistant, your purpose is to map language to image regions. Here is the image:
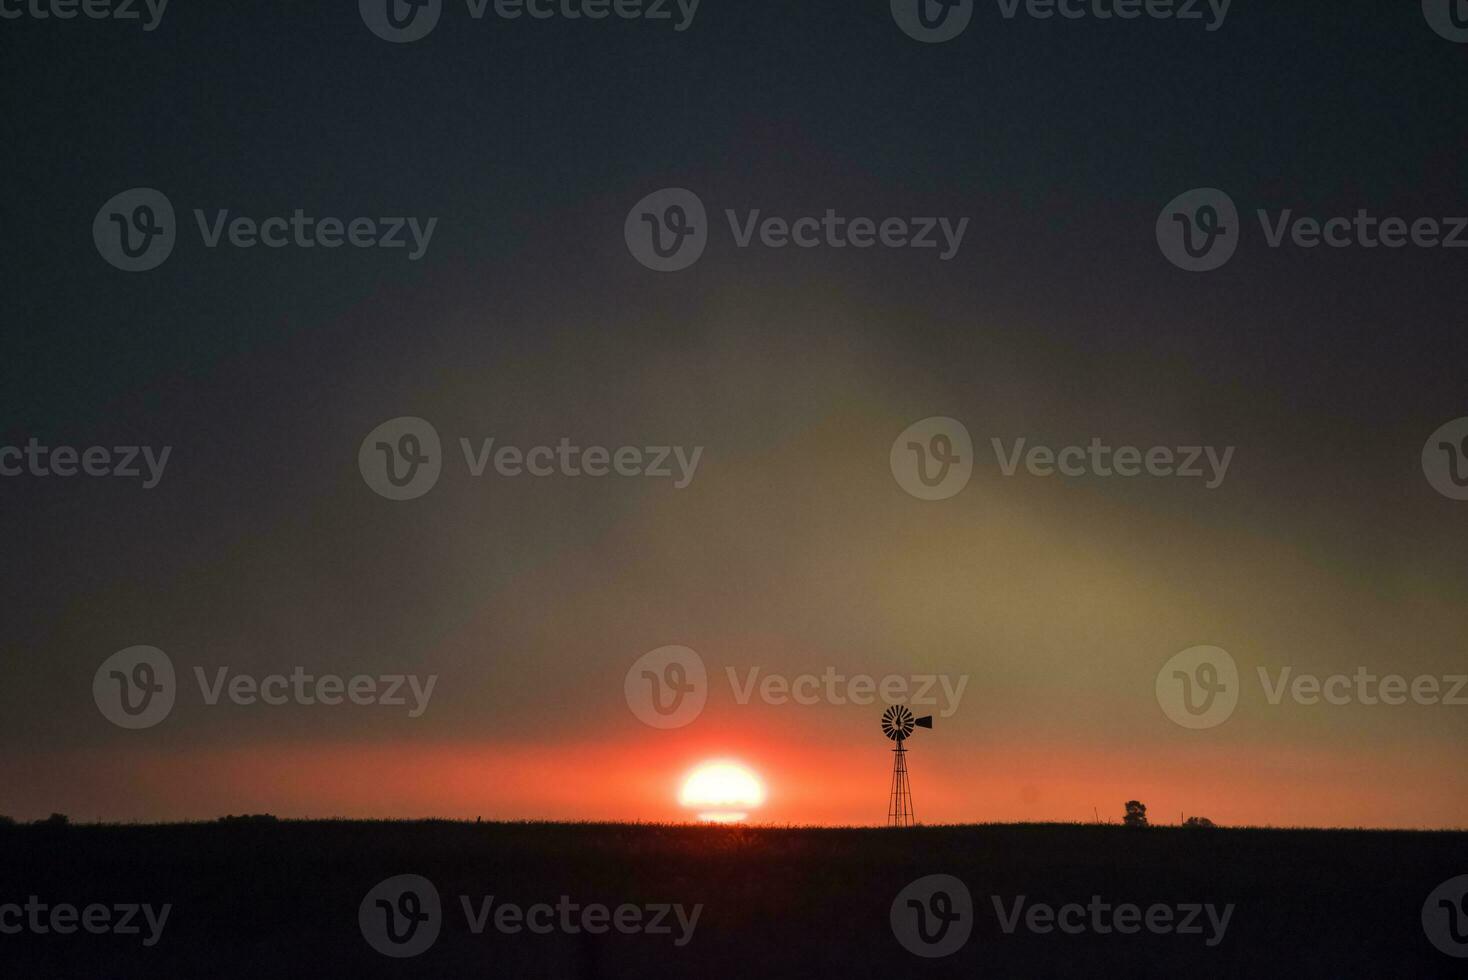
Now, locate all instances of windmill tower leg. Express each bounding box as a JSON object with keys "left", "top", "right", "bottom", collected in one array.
[{"left": 888, "top": 738, "right": 915, "bottom": 827}]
